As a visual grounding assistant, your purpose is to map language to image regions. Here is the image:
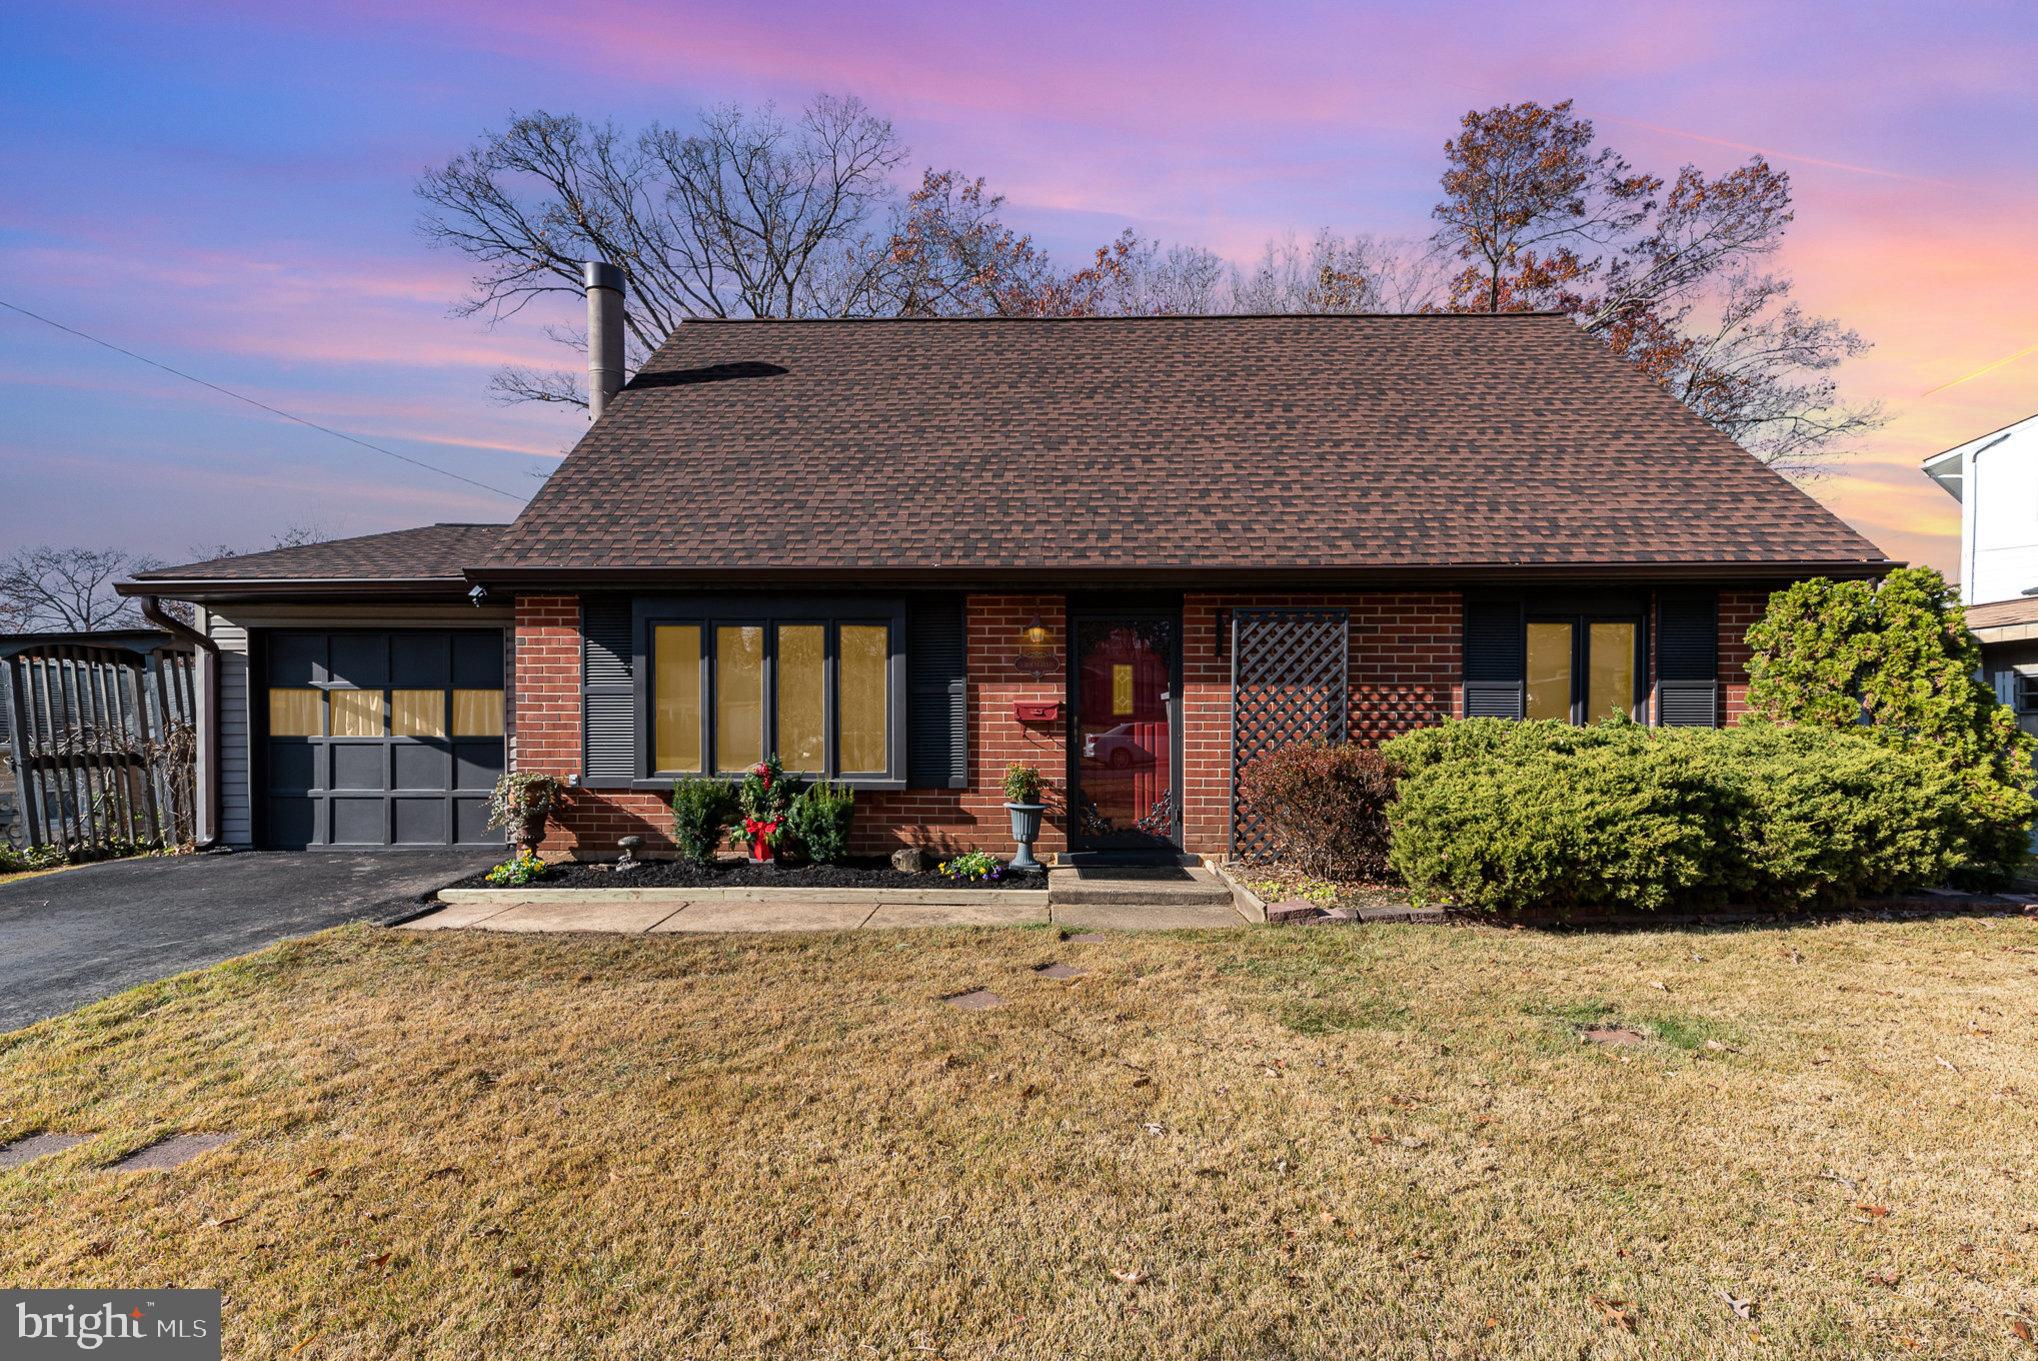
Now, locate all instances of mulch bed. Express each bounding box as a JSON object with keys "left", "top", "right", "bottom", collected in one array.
[{"left": 445, "top": 856, "right": 1042, "bottom": 893}]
